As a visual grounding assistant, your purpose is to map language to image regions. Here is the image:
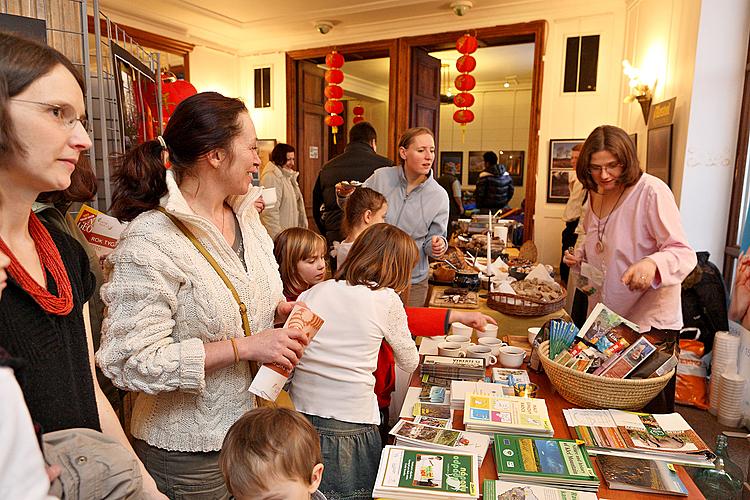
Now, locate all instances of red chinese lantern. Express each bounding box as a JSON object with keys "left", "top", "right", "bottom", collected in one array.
[
  {"left": 160, "top": 72, "right": 197, "bottom": 128},
  {"left": 352, "top": 105, "right": 365, "bottom": 124},
  {"left": 325, "top": 50, "right": 345, "bottom": 142},
  {"left": 453, "top": 33, "right": 478, "bottom": 137}
]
